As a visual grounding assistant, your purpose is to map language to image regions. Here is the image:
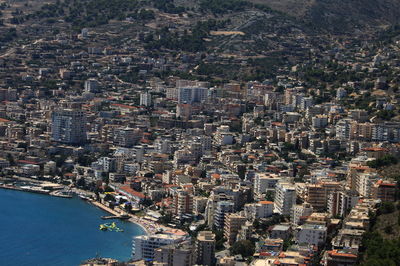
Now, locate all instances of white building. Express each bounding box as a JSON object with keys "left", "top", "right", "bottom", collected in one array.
[
  {"left": 84, "top": 79, "right": 99, "bottom": 92},
  {"left": 274, "top": 182, "right": 296, "bottom": 216},
  {"left": 140, "top": 92, "right": 152, "bottom": 107},
  {"left": 132, "top": 234, "right": 186, "bottom": 261},
  {"left": 296, "top": 224, "right": 327, "bottom": 246},
  {"left": 312, "top": 115, "right": 328, "bottom": 129},
  {"left": 113, "top": 127, "right": 140, "bottom": 148},
  {"left": 253, "top": 173, "right": 280, "bottom": 196},
  {"left": 178, "top": 87, "right": 208, "bottom": 104},
  {"left": 51, "top": 109, "right": 87, "bottom": 144},
  {"left": 244, "top": 201, "right": 274, "bottom": 220},
  {"left": 291, "top": 202, "right": 313, "bottom": 225}
]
